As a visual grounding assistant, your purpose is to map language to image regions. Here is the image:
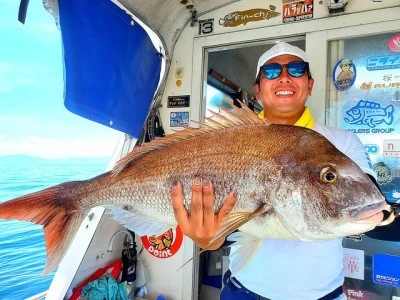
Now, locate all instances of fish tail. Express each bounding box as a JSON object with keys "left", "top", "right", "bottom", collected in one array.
[{"left": 0, "top": 182, "right": 86, "bottom": 275}]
